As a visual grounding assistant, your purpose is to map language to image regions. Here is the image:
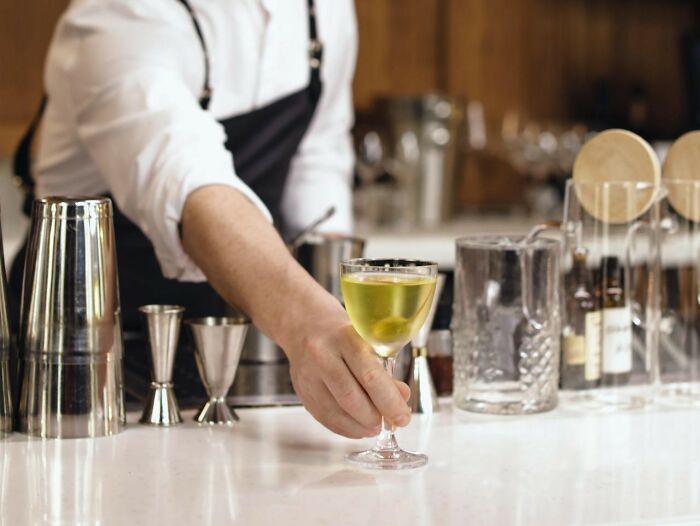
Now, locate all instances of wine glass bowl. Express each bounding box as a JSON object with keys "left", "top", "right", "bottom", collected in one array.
[{"left": 340, "top": 258, "right": 438, "bottom": 469}]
